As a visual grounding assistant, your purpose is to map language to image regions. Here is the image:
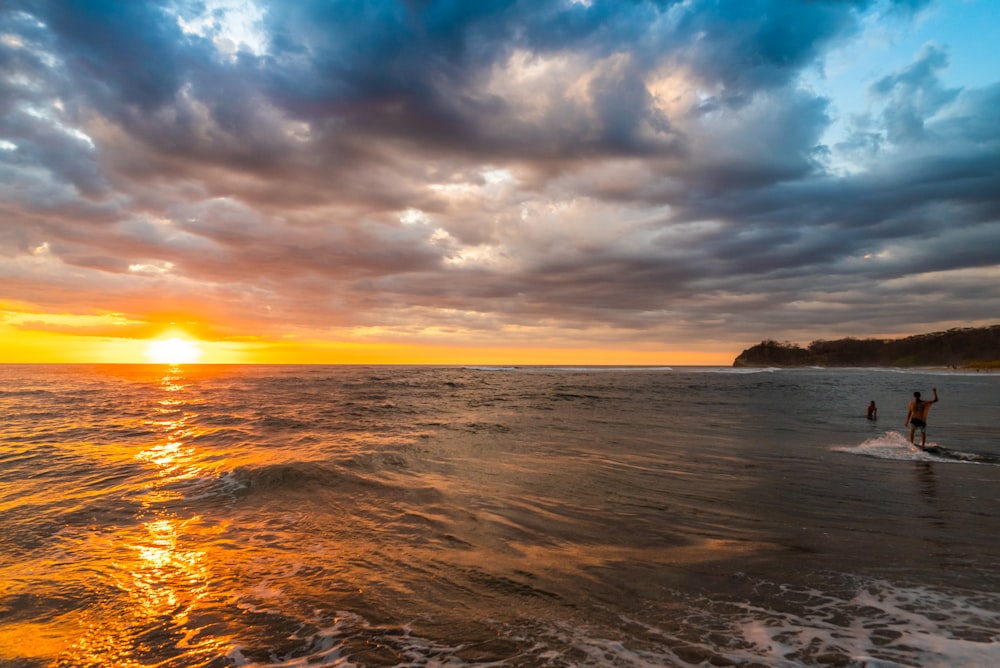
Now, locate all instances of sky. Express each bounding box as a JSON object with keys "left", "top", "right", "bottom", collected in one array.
[{"left": 1, "top": 0, "right": 998, "bottom": 365}]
